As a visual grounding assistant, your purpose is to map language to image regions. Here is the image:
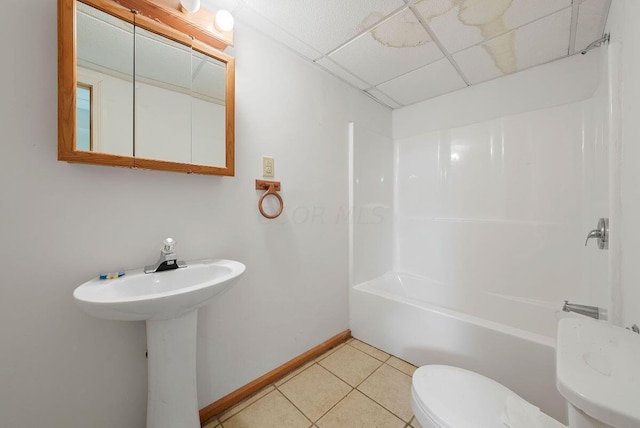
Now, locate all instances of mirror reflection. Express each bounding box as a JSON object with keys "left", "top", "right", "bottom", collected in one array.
[
  {"left": 76, "top": 2, "right": 134, "bottom": 156},
  {"left": 135, "top": 27, "right": 193, "bottom": 163},
  {"left": 191, "top": 50, "right": 227, "bottom": 167},
  {"left": 74, "top": 1, "right": 230, "bottom": 169}
]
